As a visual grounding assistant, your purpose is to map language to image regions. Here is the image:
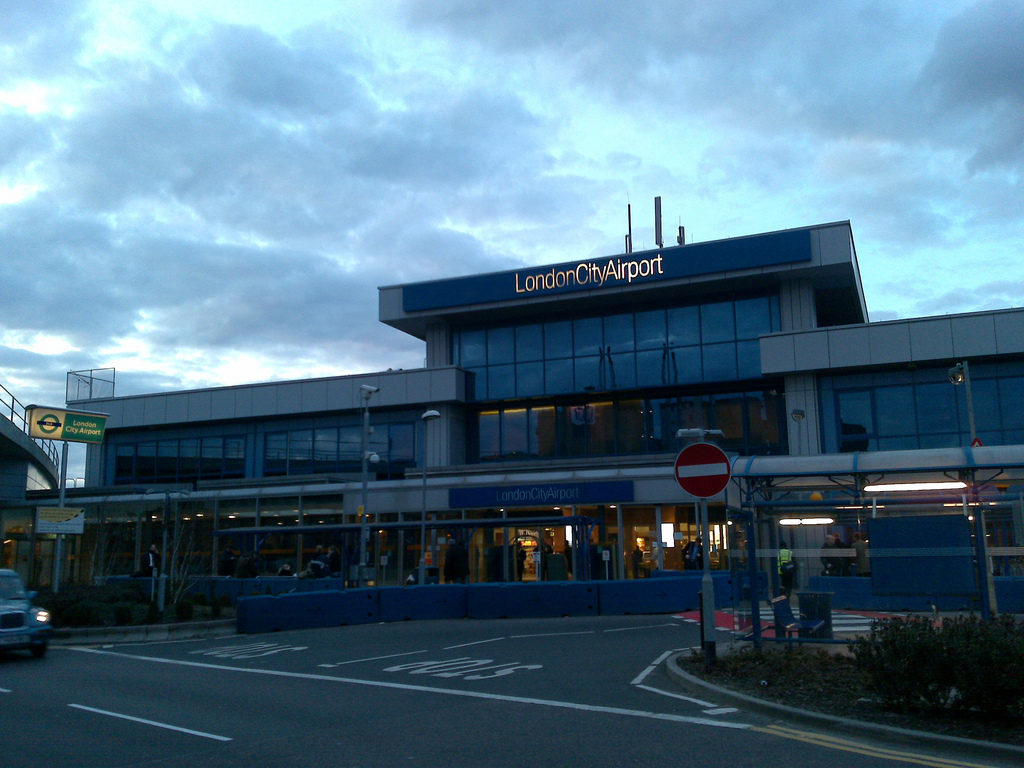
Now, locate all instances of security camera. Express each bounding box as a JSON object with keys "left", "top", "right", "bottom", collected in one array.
[
  {"left": 948, "top": 364, "right": 965, "bottom": 385},
  {"left": 360, "top": 384, "right": 379, "bottom": 396}
]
